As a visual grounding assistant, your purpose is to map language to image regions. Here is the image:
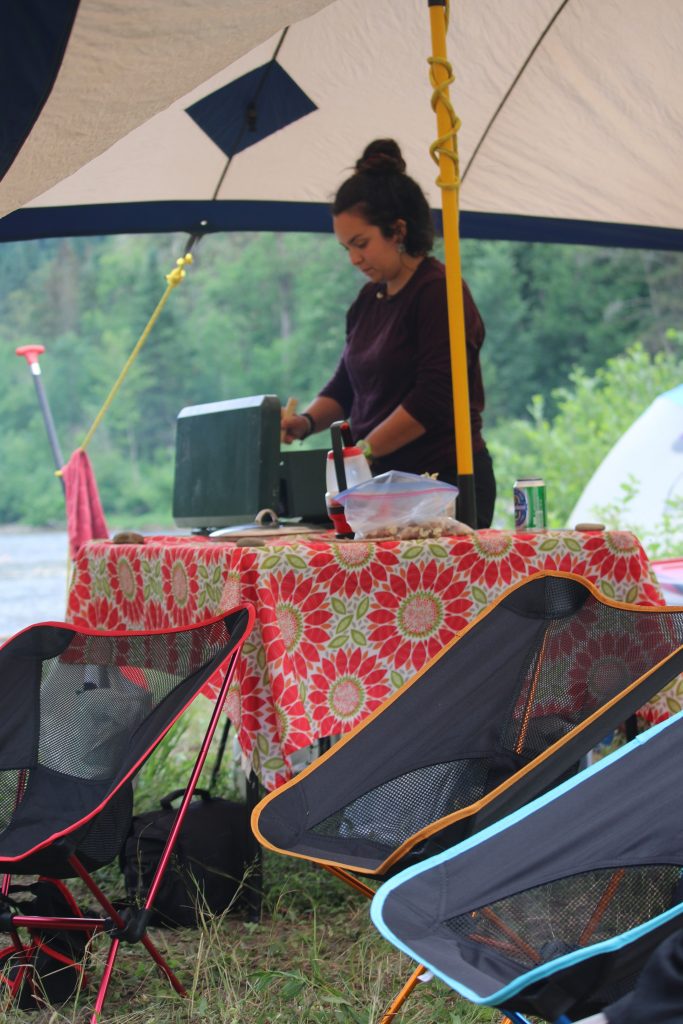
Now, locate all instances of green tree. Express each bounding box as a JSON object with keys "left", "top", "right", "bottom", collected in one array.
[
  {"left": 462, "top": 241, "right": 682, "bottom": 423},
  {"left": 2, "top": 231, "right": 683, "bottom": 529}
]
